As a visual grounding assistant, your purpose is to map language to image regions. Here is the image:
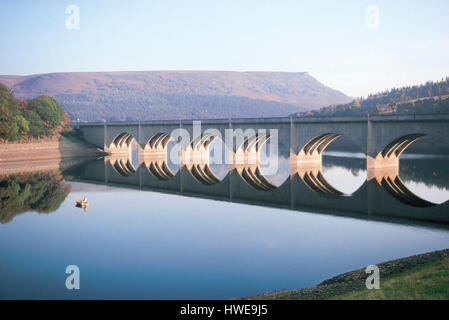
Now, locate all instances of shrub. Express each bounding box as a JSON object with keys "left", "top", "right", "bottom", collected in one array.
[{"left": 0, "top": 82, "right": 68, "bottom": 141}]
